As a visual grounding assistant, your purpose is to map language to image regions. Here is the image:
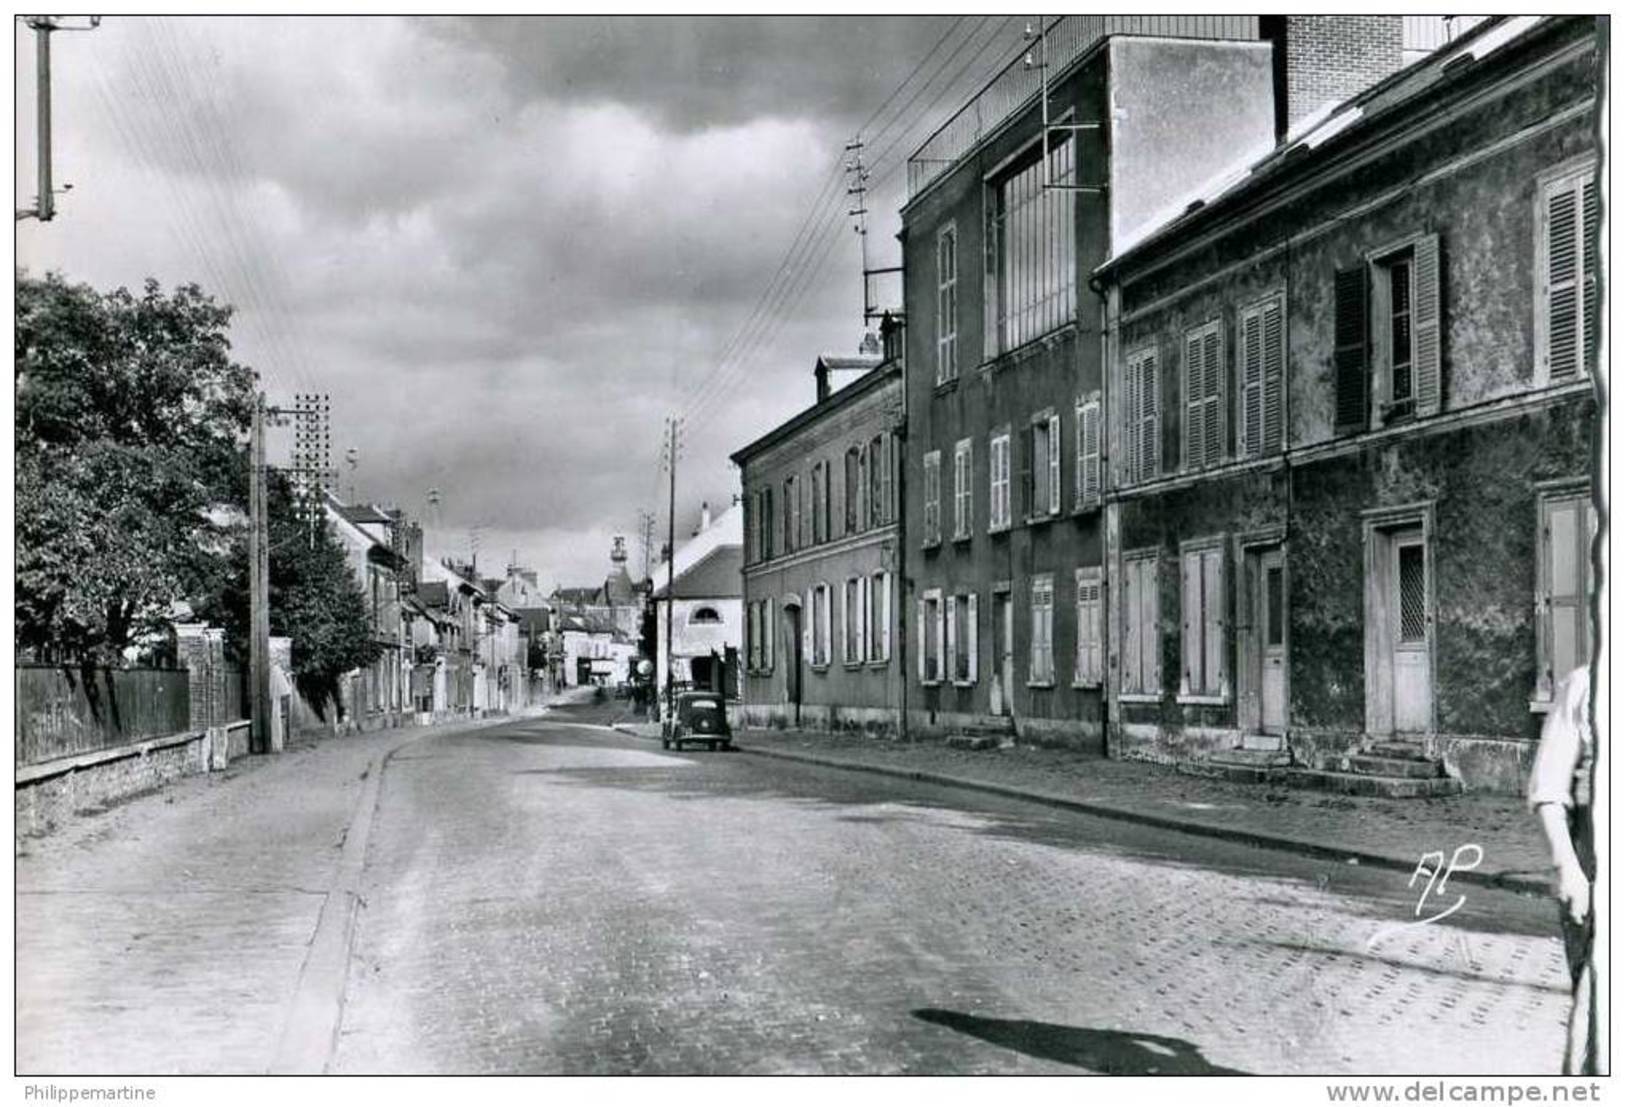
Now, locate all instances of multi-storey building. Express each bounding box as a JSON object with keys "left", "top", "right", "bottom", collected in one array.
[
  {"left": 1094, "top": 15, "right": 1600, "bottom": 792},
  {"left": 901, "top": 16, "right": 1328, "bottom": 746},
  {"left": 735, "top": 329, "right": 905, "bottom": 732}
]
